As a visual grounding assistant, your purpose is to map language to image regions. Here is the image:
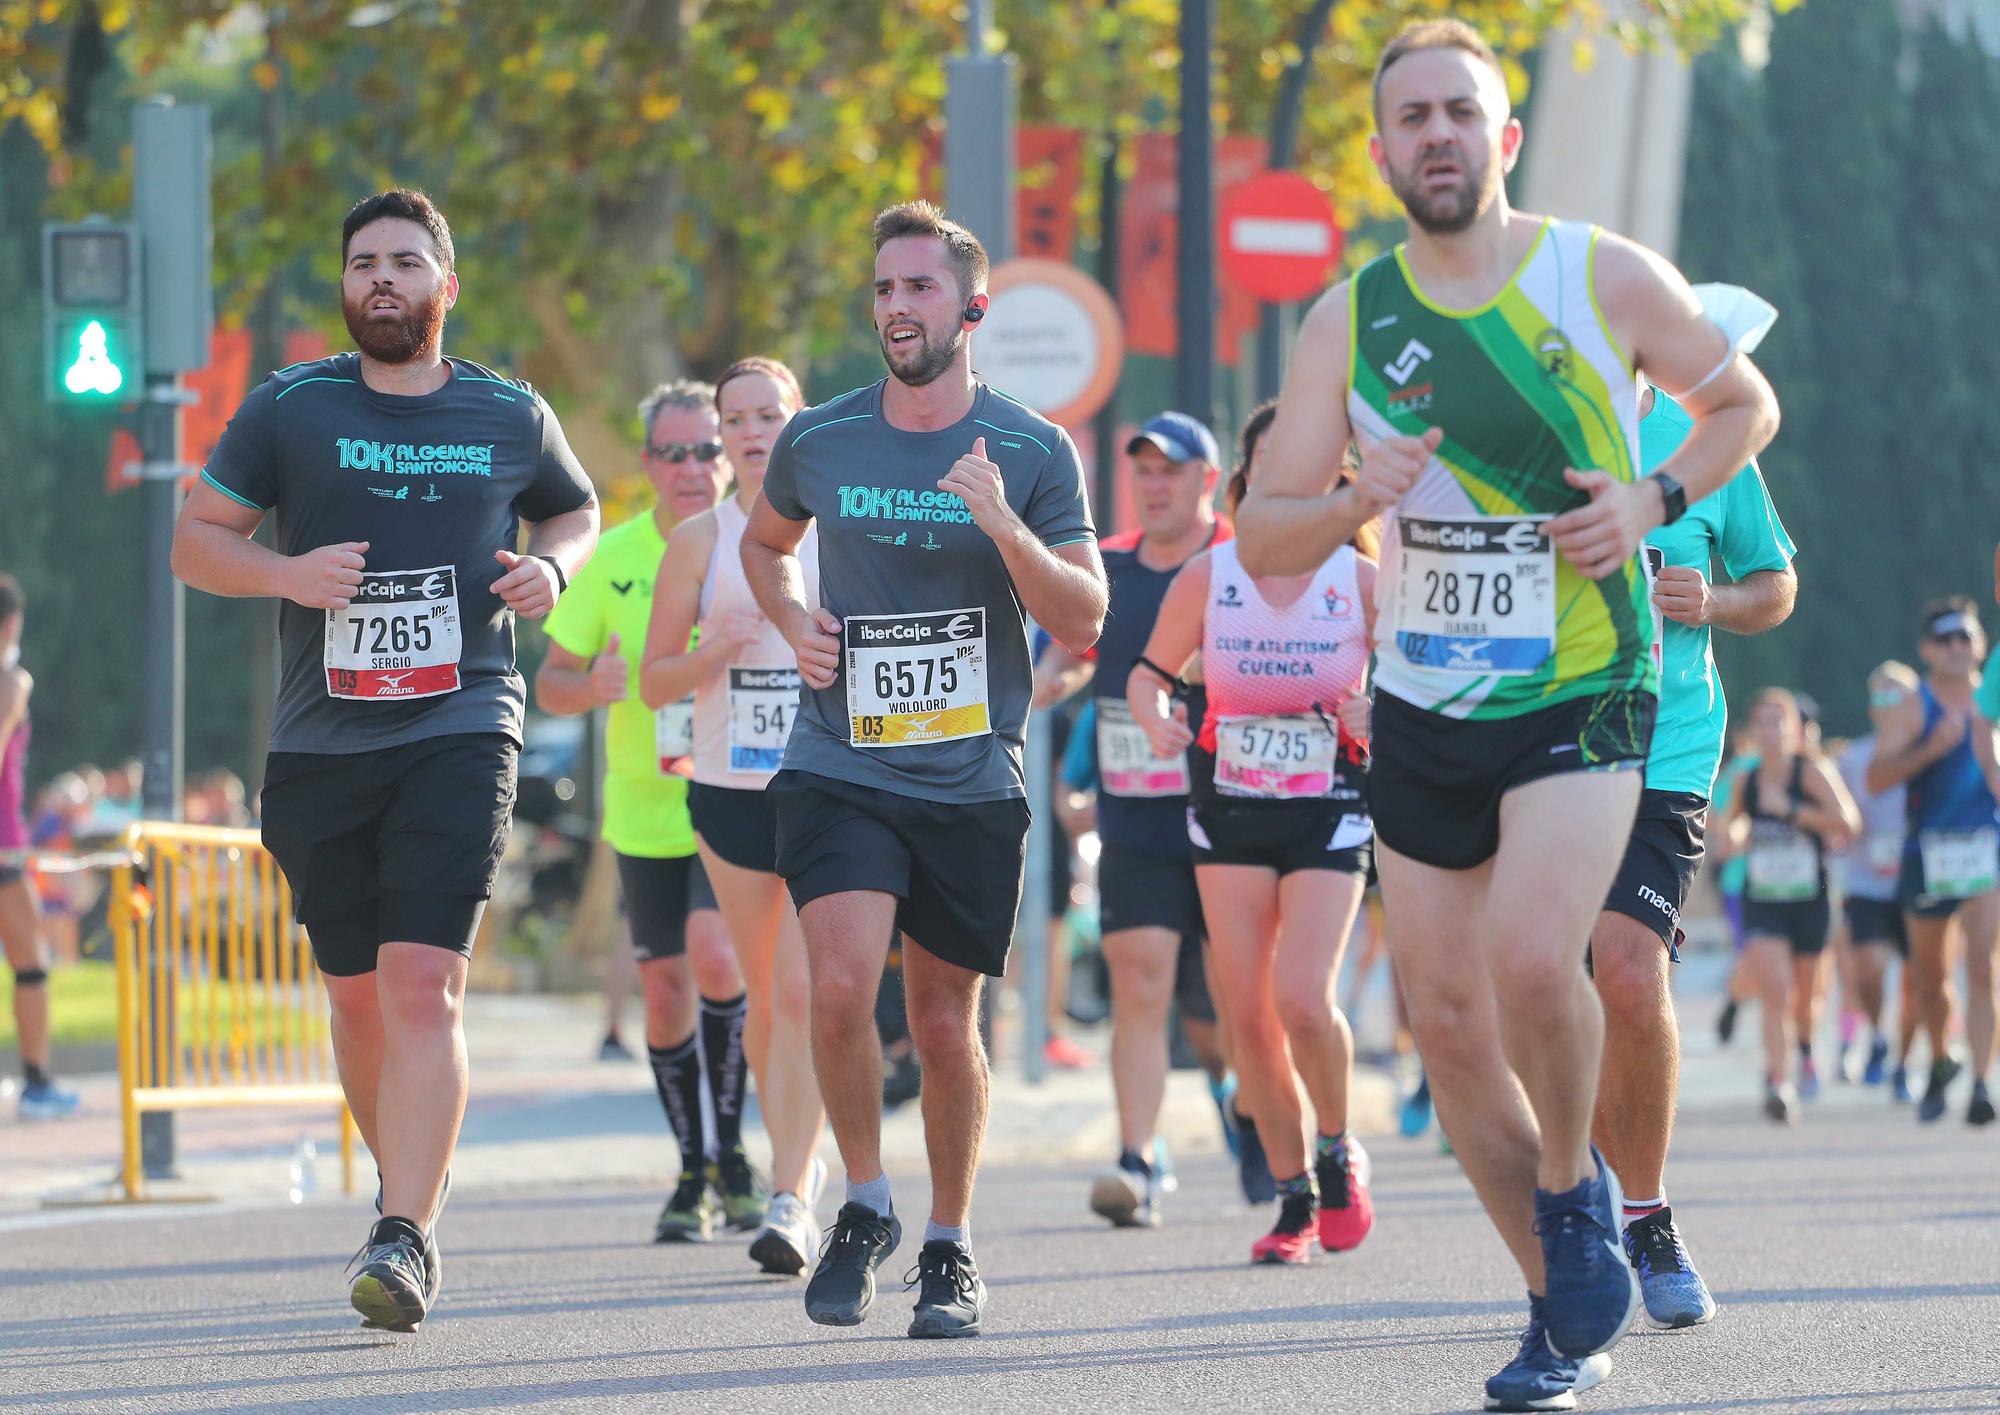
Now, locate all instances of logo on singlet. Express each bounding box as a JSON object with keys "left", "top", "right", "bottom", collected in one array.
[
  {"left": 1537, "top": 328, "right": 1575, "bottom": 381},
  {"left": 1385, "top": 339, "right": 1433, "bottom": 386},
  {"left": 1218, "top": 583, "right": 1242, "bottom": 608}
]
